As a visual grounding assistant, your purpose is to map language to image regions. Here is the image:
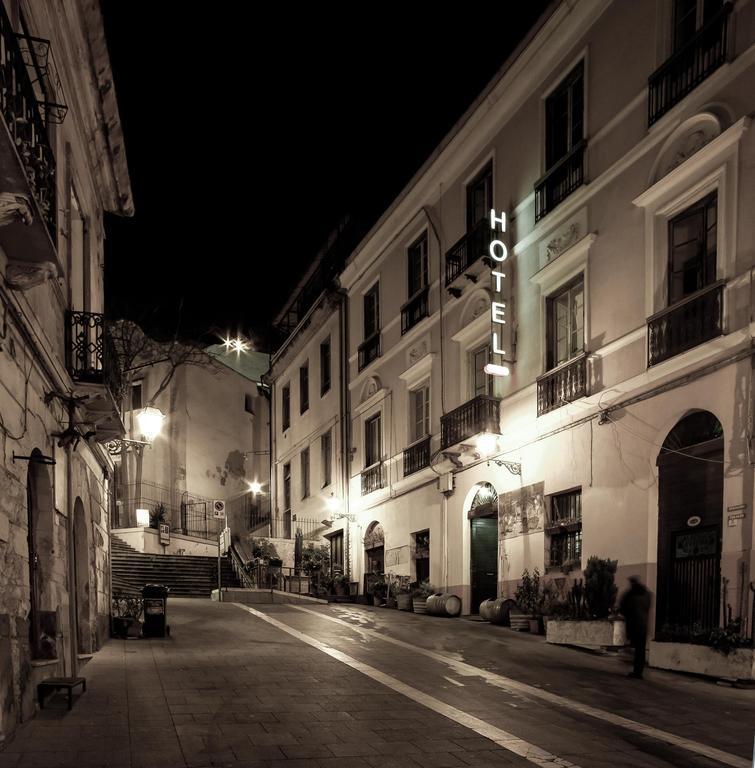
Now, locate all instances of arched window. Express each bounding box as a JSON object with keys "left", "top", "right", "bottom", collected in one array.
[{"left": 468, "top": 483, "right": 498, "bottom": 519}]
